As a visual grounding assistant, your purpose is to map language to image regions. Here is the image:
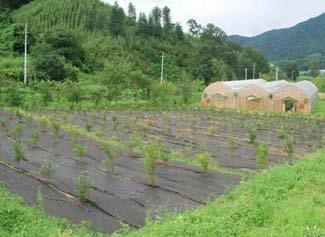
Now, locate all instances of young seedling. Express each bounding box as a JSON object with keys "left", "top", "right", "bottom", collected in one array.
[
  {"left": 73, "top": 143, "right": 87, "bottom": 160},
  {"left": 85, "top": 121, "right": 92, "bottom": 132},
  {"left": 256, "top": 142, "right": 268, "bottom": 170},
  {"left": 40, "top": 161, "right": 56, "bottom": 179},
  {"left": 142, "top": 141, "right": 160, "bottom": 186},
  {"left": 208, "top": 123, "right": 217, "bottom": 136},
  {"left": 40, "top": 118, "right": 49, "bottom": 132},
  {"left": 51, "top": 121, "right": 60, "bottom": 137},
  {"left": 196, "top": 152, "right": 210, "bottom": 173},
  {"left": 247, "top": 127, "right": 256, "bottom": 144},
  {"left": 276, "top": 125, "right": 286, "bottom": 139},
  {"left": 284, "top": 135, "right": 294, "bottom": 158},
  {"left": 14, "top": 124, "right": 23, "bottom": 142},
  {"left": 12, "top": 141, "right": 25, "bottom": 163},
  {"left": 101, "top": 143, "right": 117, "bottom": 173},
  {"left": 75, "top": 171, "right": 93, "bottom": 202},
  {"left": 112, "top": 115, "right": 119, "bottom": 131},
  {"left": 28, "top": 130, "right": 40, "bottom": 148},
  {"left": 228, "top": 134, "right": 236, "bottom": 150}
]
